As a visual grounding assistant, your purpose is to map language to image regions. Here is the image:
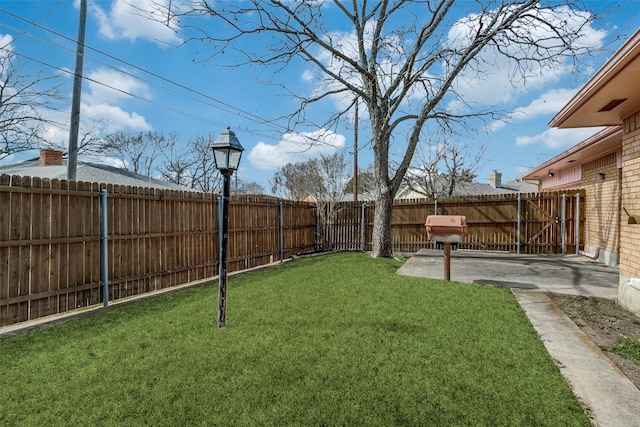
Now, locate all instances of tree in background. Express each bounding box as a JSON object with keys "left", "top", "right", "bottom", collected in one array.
[
  {"left": 157, "top": 131, "right": 196, "bottom": 188},
  {"left": 233, "top": 176, "right": 265, "bottom": 194},
  {"left": 0, "top": 49, "right": 61, "bottom": 160},
  {"left": 105, "top": 130, "right": 263, "bottom": 193},
  {"left": 344, "top": 164, "right": 376, "bottom": 200},
  {"left": 270, "top": 152, "right": 349, "bottom": 202},
  {"left": 271, "top": 152, "right": 350, "bottom": 249},
  {"left": 403, "top": 139, "right": 485, "bottom": 198},
  {"left": 163, "top": 0, "right": 600, "bottom": 257}
]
